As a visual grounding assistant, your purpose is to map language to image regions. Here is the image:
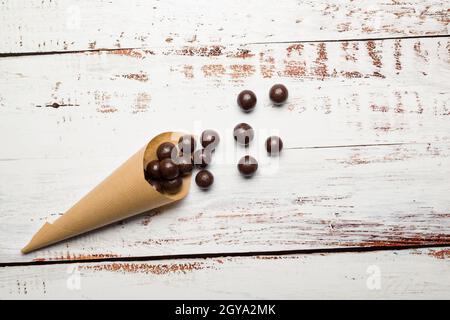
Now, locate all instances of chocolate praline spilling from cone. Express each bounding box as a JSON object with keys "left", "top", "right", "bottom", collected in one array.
[
  {"left": 146, "top": 160, "right": 161, "bottom": 179},
  {"left": 178, "top": 135, "right": 196, "bottom": 153},
  {"left": 157, "top": 142, "right": 176, "bottom": 160},
  {"left": 21, "top": 132, "right": 192, "bottom": 254},
  {"left": 177, "top": 156, "right": 194, "bottom": 176},
  {"left": 159, "top": 158, "right": 179, "bottom": 180},
  {"left": 148, "top": 179, "right": 164, "bottom": 193},
  {"left": 162, "top": 177, "right": 183, "bottom": 194}
]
